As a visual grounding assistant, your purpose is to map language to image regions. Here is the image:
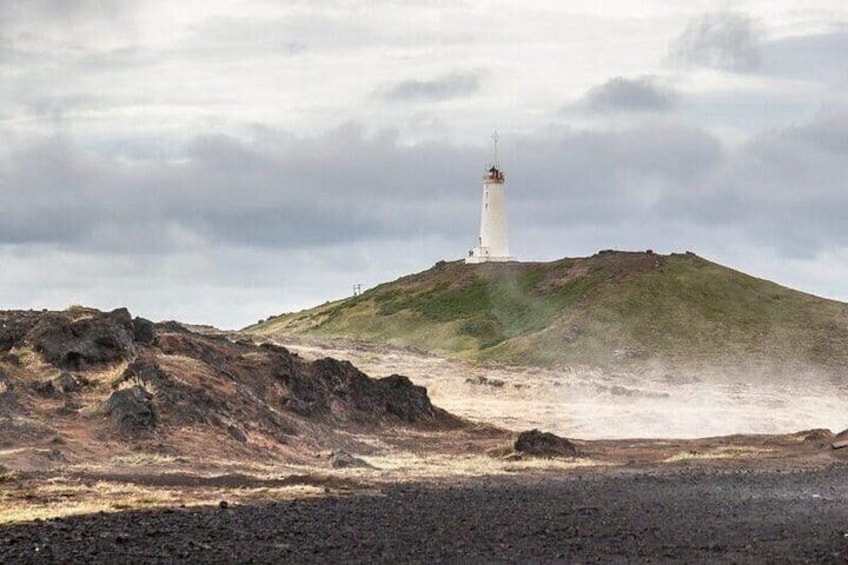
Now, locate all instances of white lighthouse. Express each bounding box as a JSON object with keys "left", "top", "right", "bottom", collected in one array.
[{"left": 466, "top": 132, "right": 515, "bottom": 264}]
